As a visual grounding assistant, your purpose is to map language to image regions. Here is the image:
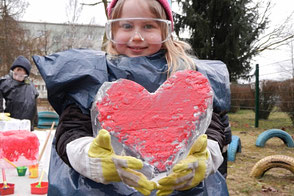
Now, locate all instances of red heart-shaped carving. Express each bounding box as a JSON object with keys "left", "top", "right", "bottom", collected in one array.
[{"left": 95, "top": 70, "right": 212, "bottom": 172}]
